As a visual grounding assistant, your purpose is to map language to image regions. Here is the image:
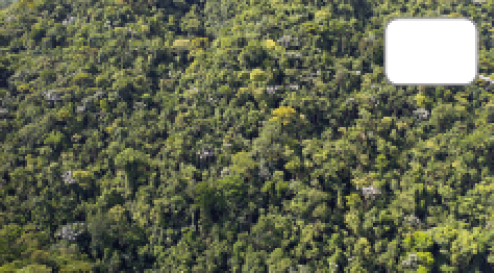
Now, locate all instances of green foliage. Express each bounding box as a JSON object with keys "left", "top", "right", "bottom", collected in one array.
[
  {"left": 1, "top": 0, "right": 494, "bottom": 271},
  {"left": 0, "top": 224, "right": 23, "bottom": 264},
  {"left": 194, "top": 182, "right": 224, "bottom": 221},
  {"left": 250, "top": 68, "right": 268, "bottom": 82},
  {"left": 43, "top": 130, "right": 65, "bottom": 147},
  {"left": 404, "top": 231, "right": 434, "bottom": 252}
]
